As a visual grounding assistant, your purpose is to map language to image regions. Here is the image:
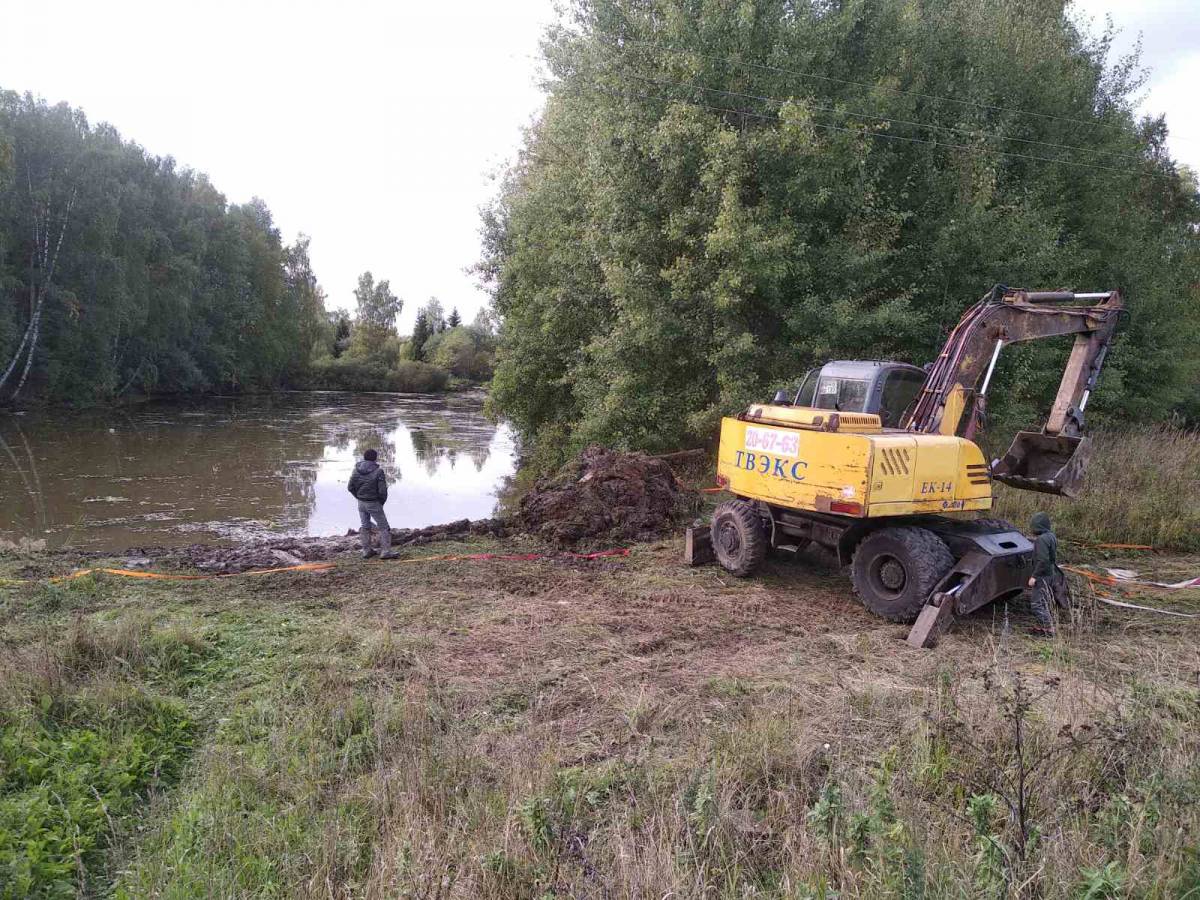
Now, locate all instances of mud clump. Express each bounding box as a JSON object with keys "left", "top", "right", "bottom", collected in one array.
[{"left": 517, "top": 446, "right": 693, "bottom": 546}]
